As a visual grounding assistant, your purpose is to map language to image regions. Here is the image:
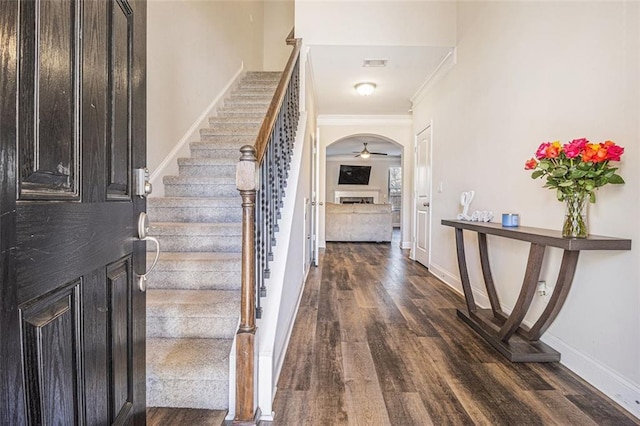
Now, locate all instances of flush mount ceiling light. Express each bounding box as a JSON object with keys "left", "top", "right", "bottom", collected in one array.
[{"left": 354, "top": 82, "right": 376, "bottom": 96}]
